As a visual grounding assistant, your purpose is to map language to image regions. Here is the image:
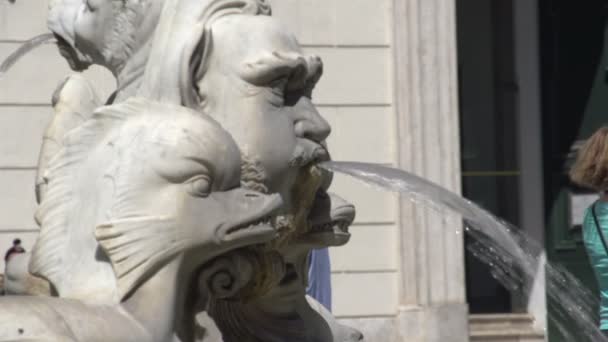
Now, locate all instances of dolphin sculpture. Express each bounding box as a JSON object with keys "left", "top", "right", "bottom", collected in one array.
[{"left": 0, "top": 98, "right": 282, "bottom": 342}]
